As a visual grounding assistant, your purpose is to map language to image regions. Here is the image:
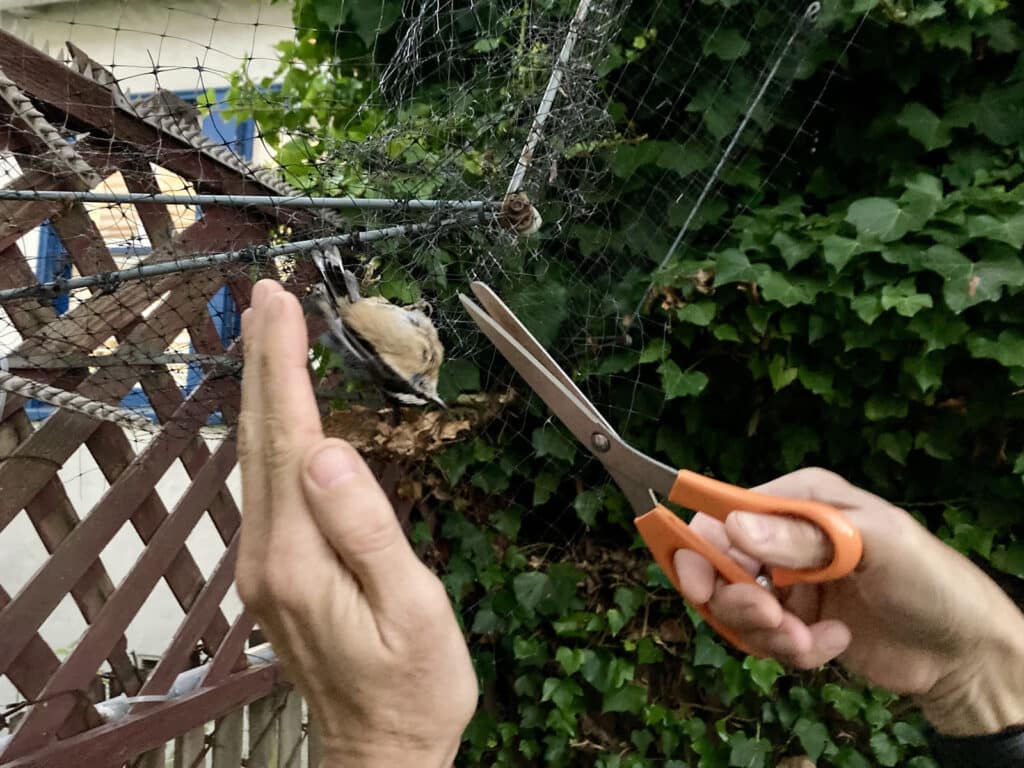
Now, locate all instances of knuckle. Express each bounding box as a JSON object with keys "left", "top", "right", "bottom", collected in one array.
[
  {"left": 791, "top": 466, "right": 844, "bottom": 488},
  {"left": 234, "top": 568, "right": 266, "bottom": 610},
  {"left": 261, "top": 560, "right": 306, "bottom": 612},
  {"left": 264, "top": 415, "right": 306, "bottom": 471}
]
